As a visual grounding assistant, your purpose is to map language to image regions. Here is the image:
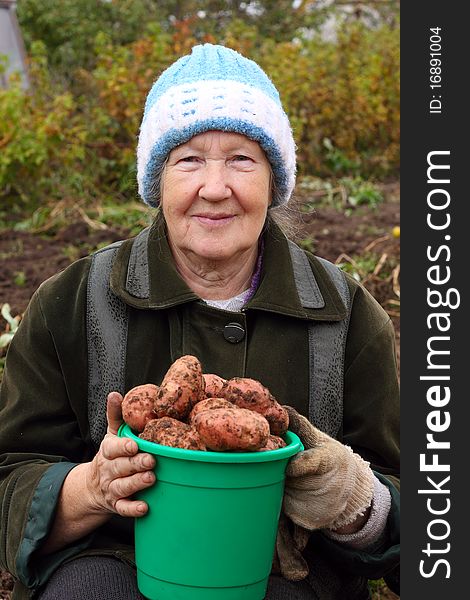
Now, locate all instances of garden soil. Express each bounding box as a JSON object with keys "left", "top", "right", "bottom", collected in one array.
[{"left": 0, "top": 184, "right": 400, "bottom": 600}]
